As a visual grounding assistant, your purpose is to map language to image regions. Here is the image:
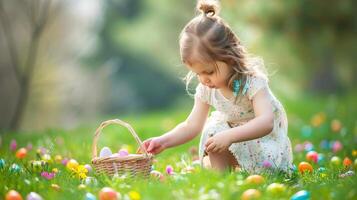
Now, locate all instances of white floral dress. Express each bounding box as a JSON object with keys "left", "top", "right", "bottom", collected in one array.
[{"left": 196, "top": 74, "right": 293, "bottom": 173}]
